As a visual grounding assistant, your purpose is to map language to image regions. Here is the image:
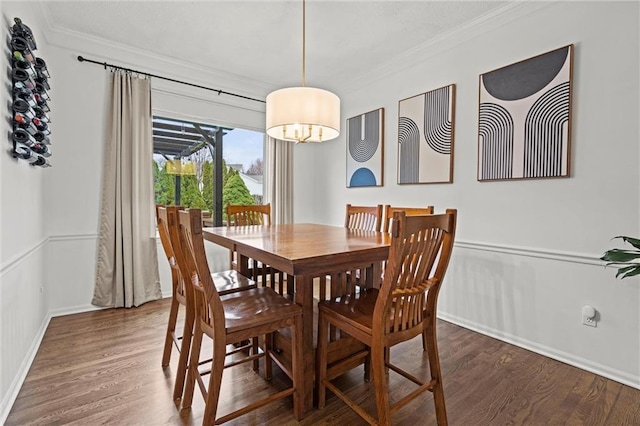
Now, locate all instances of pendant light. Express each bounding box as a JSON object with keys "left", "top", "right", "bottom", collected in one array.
[{"left": 265, "top": 0, "right": 340, "bottom": 143}]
